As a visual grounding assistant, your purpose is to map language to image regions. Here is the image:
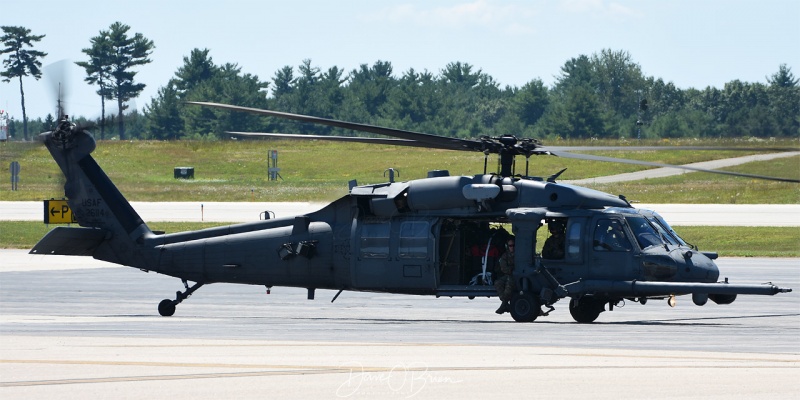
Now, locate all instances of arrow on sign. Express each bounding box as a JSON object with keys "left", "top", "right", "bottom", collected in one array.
[{"left": 43, "top": 199, "right": 74, "bottom": 224}]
